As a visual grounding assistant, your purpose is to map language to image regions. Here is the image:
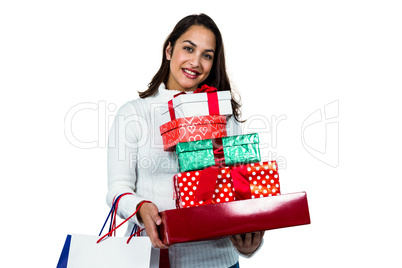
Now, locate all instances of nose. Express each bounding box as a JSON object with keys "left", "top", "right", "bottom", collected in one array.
[{"left": 189, "top": 54, "right": 200, "bottom": 68}]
